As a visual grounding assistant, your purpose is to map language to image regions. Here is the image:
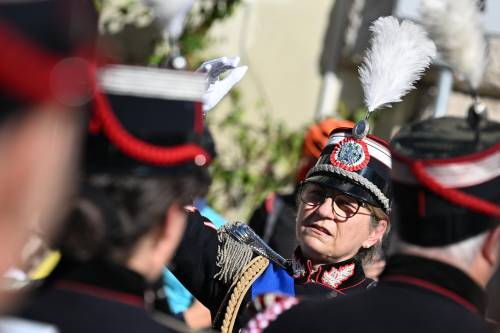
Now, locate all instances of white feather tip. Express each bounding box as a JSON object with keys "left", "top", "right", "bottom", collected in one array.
[
  {"left": 420, "top": 0, "right": 488, "bottom": 90},
  {"left": 359, "top": 16, "right": 436, "bottom": 113}
]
